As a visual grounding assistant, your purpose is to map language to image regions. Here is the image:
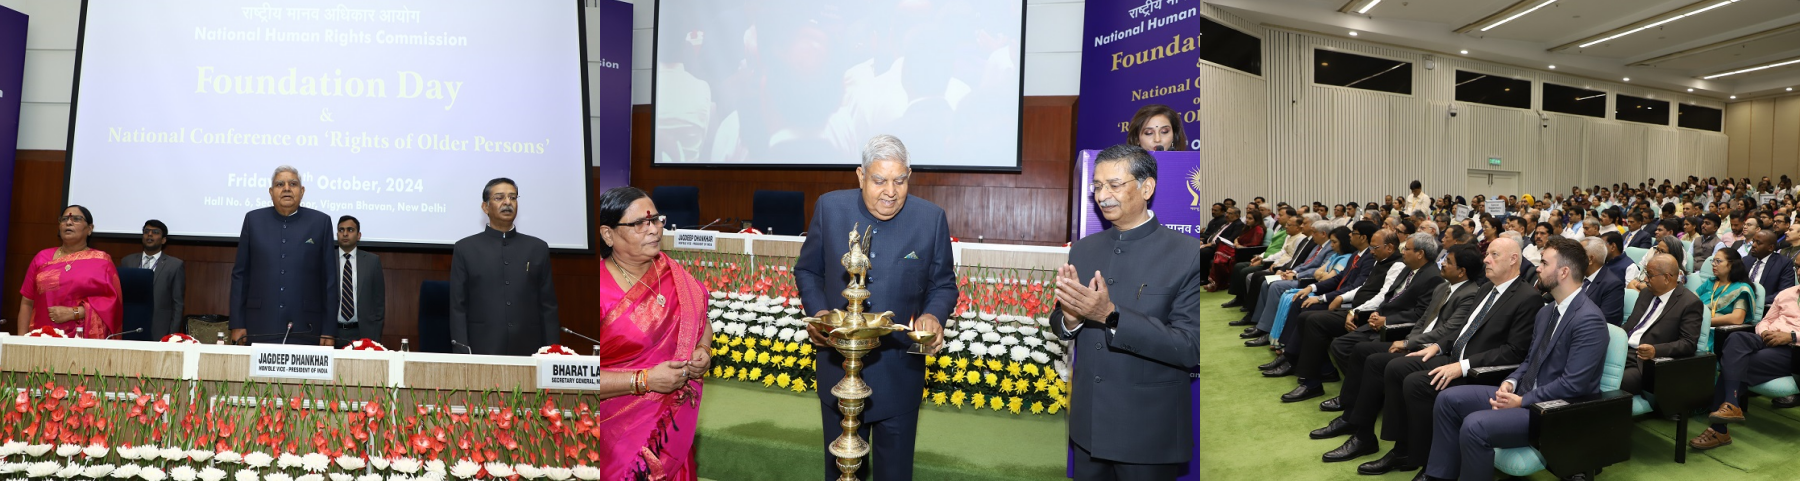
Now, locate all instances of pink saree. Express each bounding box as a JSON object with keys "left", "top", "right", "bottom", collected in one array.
[
  {"left": 20, "top": 248, "right": 122, "bottom": 338},
  {"left": 599, "top": 253, "right": 708, "bottom": 481}
]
